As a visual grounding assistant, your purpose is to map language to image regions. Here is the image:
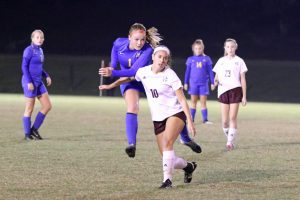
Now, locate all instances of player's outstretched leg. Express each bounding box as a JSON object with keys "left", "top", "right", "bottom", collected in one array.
[
  {"left": 180, "top": 125, "right": 202, "bottom": 153},
  {"left": 125, "top": 113, "right": 138, "bottom": 157}
]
